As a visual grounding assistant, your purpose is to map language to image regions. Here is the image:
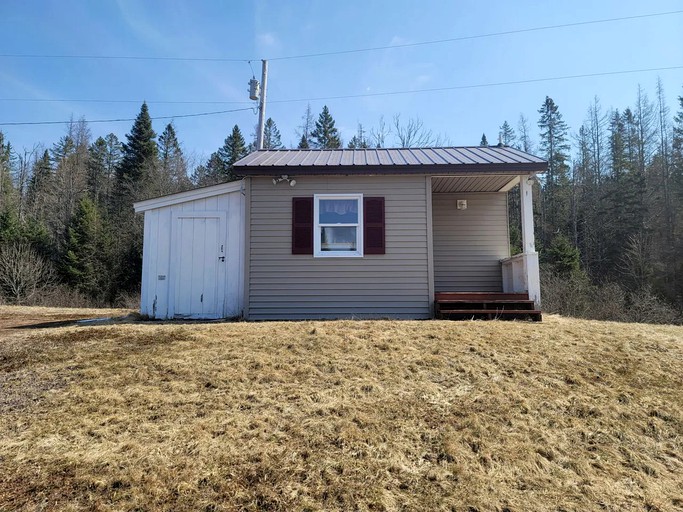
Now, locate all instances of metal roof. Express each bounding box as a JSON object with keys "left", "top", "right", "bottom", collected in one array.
[{"left": 234, "top": 146, "right": 546, "bottom": 175}]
